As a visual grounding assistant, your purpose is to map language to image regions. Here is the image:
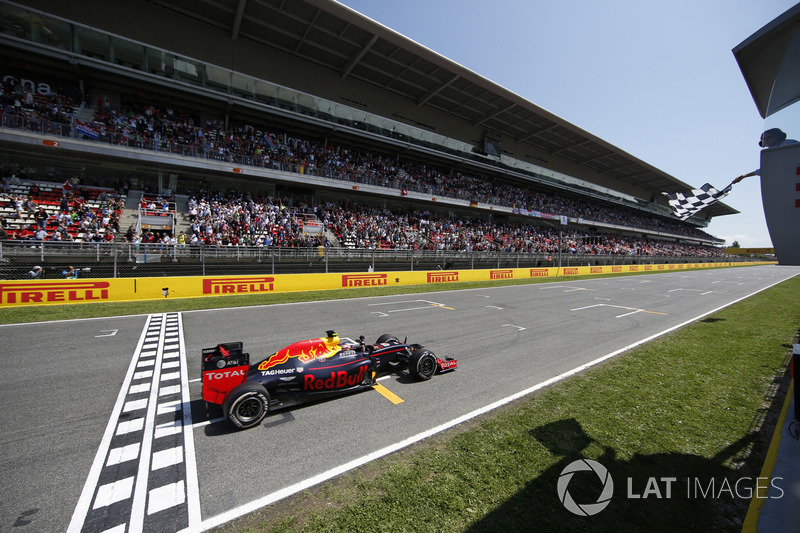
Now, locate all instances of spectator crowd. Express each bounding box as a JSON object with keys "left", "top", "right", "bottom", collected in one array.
[
  {"left": 183, "top": 189, "right": 725, "bottom": 257},
  {"left": 0, "top": 82, "right": 727, "bottom": 257},
  {"left": 81, "top": 98, "right": 716, "bottom": 242}
]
